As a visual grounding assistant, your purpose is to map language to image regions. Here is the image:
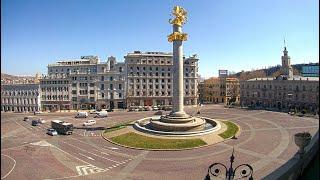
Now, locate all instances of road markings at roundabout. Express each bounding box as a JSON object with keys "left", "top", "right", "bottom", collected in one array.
[
  {"left": 78, "top": 153, "right": 95, "bottom": 161},
  {"left": 75, "top": 164, "right": 105, "bottom": 176},
  {"left": 1, "top": 154, "right": 16, "bottom": 179}
]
